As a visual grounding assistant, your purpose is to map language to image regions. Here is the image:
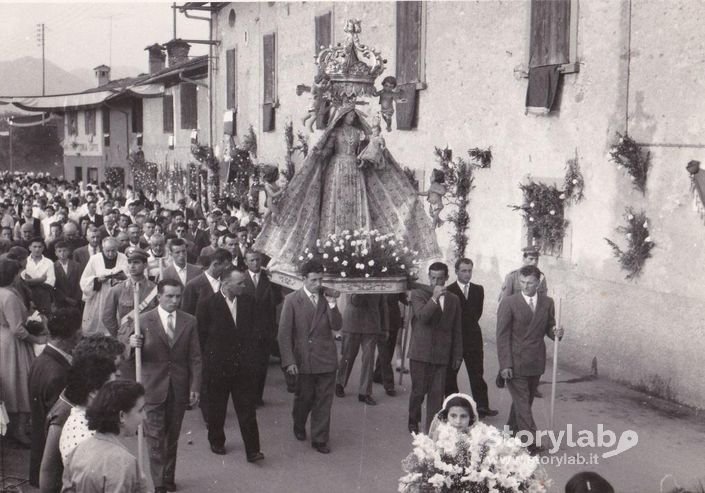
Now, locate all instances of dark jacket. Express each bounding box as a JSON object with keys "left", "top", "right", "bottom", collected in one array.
[
  {"left": 408, "top": 286, "right": 463, "bottom": 366},
  {"left": 447, "top": 281, "right": 484, "bottom": 350},
  {"left": 53, "top": 259, "right": 83, "bottom": 308}
]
